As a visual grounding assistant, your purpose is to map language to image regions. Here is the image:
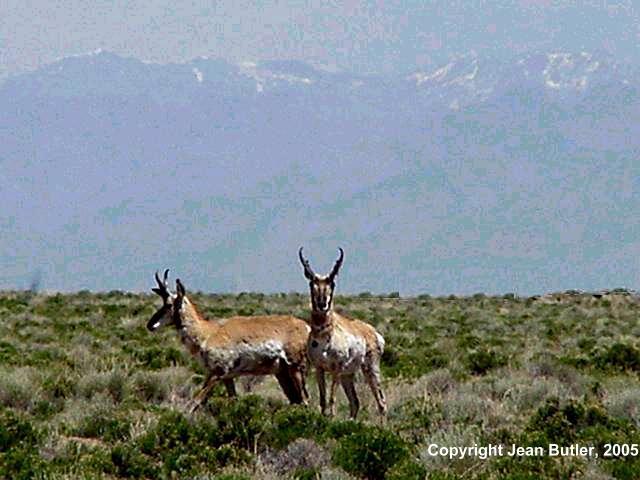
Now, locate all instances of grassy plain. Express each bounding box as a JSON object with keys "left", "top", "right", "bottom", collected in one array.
[{"left": 1, "top": 289, "right": 640, "bottom": 479}]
